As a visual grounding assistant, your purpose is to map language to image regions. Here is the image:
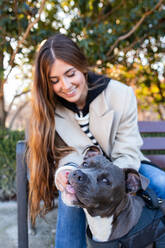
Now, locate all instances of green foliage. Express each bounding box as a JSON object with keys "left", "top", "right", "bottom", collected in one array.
[
  {"left": 1, "top": 0, "right": 165, "bottom": 125},
  {"left": 0, "top": 128, "right": 24, "bottom": 200},
  {"left": 64, "top": 0, "right": 165, "bottom": 119},
  {"left": 67, "top": 0, "right": 165, "bottom": 64},
  {"left": 0, "top": 0, "right": 61, "bottom": 127},
  {"left": 0, "top": 0, "right": 60, "bottom": 67}
]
